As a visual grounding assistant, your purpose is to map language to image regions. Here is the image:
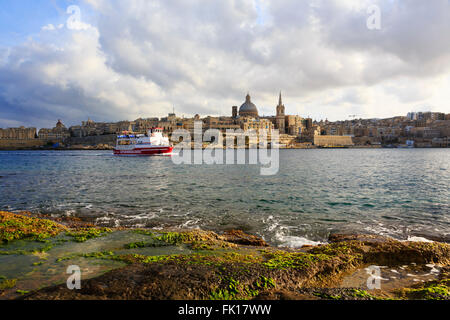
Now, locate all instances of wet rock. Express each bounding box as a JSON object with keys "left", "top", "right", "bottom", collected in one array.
[
  {"left": 222, "top": 230, "right": 268, "bottom": 247},
  {"left": 23, "top": 263, "right": 220, "bottom": 300},
  {"left": 256, "top": 290, "right": 318, "bottom": 300},
  {"left": 410, "top": 232, "right": 450, "bottom": 243},
  {"left": 329, "top": 233, "right": 392, "bottom": 243}
]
